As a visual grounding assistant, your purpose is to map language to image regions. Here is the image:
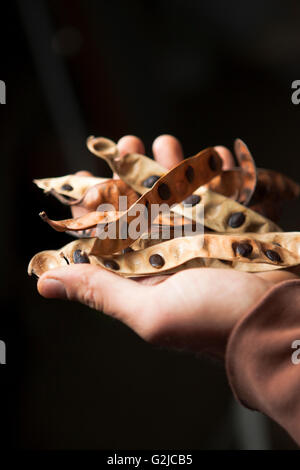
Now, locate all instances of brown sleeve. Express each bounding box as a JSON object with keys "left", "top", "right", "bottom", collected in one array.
[{"left": 226, "top": 279, "right": 300, "bottom": 445}]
